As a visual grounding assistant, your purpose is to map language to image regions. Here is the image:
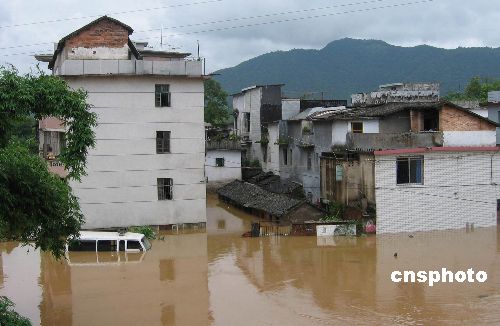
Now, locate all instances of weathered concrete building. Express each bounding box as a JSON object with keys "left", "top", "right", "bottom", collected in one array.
[
  {"left": 36, "top": 16, "right": 206, "bottom": 229},
  {"left": 232, "top": 85, "right": 283, "bottom": 172},
  {"left": 351, "top": 83, "right": 440, "bottom": 107},
  {"left": 488, "top": 91, "right": 500, "bottom": 145},
  {"left": 309, "top": 101, "right": 499, "bottom": 233}
]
